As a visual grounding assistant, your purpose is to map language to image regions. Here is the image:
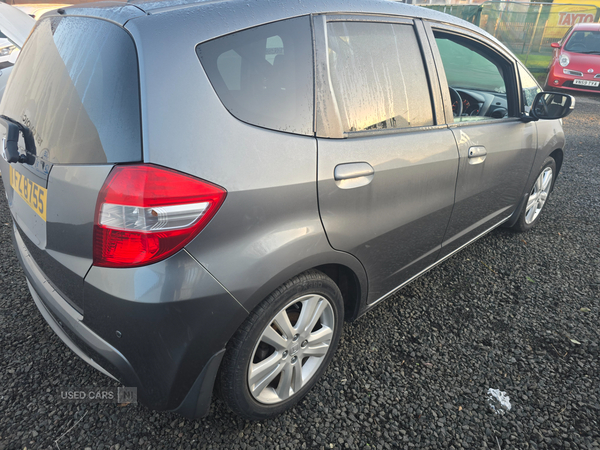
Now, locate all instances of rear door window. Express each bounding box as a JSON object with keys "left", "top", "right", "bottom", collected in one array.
[
  {"left": 197, "top": 16, "right": 314, "bottom": 136},
  {"left": 326, "top": 21, "right": 434, "bottom": 133}
]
